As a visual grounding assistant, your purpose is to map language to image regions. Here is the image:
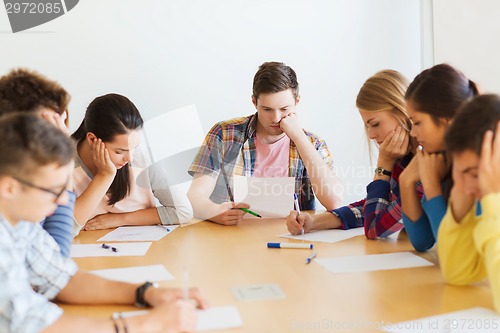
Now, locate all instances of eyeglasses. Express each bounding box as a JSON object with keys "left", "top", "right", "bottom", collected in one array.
[{"left": 13, "top": 177, "right": 67, "bottom": 200}]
